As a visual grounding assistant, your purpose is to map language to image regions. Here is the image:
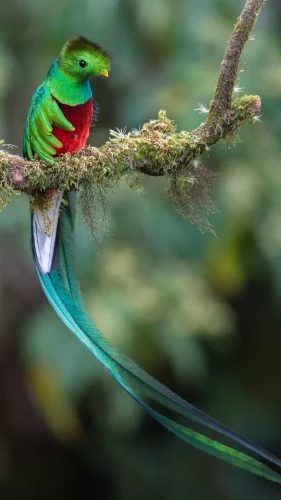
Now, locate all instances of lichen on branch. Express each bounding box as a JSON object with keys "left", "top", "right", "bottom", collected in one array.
[{"left": 0, "top": 0, "right": 264, "bottom": 230}]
